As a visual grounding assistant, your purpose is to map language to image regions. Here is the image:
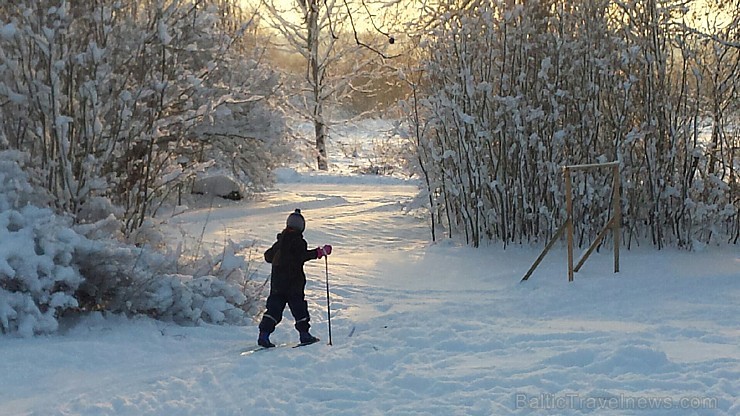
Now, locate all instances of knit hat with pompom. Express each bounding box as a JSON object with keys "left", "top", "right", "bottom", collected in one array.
[{"left": 286, "top": 209, "right": 305, "bottom": 232}]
